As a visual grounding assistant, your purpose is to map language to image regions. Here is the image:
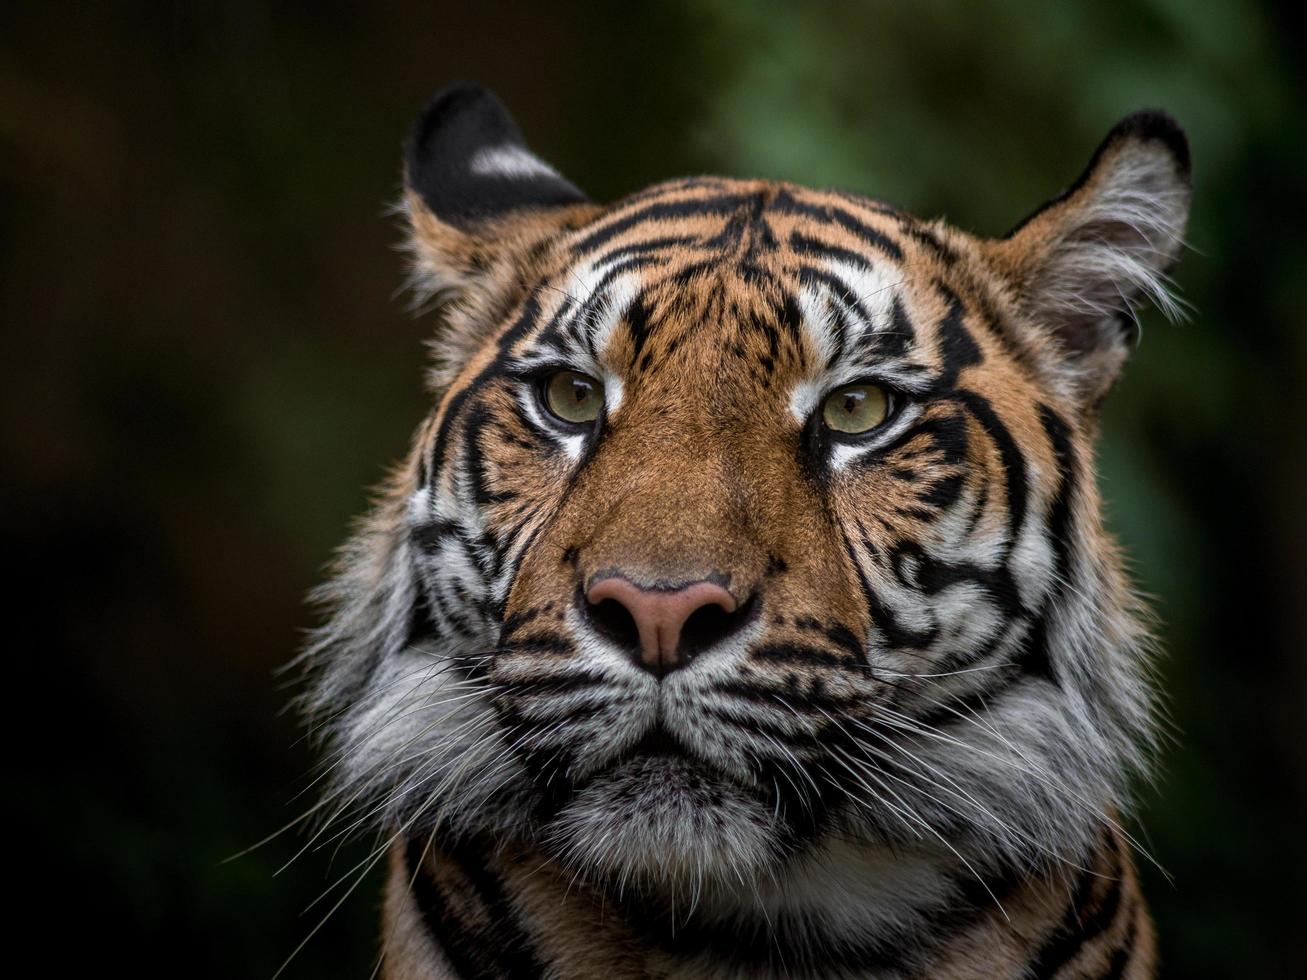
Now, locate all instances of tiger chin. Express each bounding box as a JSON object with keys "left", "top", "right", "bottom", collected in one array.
[{"left": 297, "top": 83, "right": 1190, "bottom": 978}]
